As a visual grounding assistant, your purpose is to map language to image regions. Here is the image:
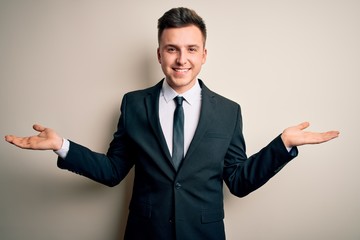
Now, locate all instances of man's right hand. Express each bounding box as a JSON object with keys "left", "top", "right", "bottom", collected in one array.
[{"left": 5, "top": 124, "right": 63, "bottom": 151}]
